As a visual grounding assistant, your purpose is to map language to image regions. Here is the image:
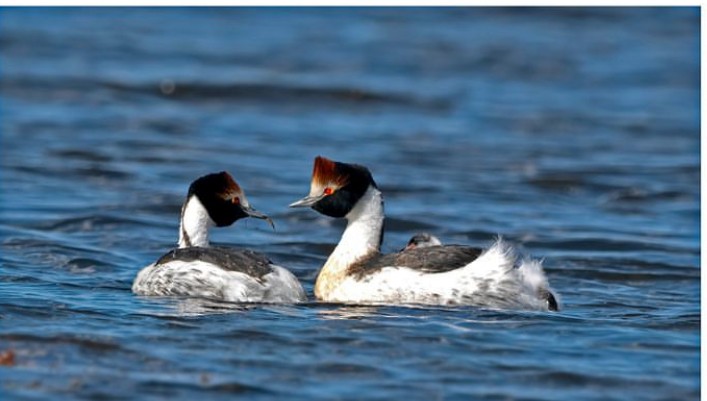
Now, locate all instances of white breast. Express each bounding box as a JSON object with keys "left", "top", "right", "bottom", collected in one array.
[{"left": 133, "top": 261, "right": 306, "bottom": 303}]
